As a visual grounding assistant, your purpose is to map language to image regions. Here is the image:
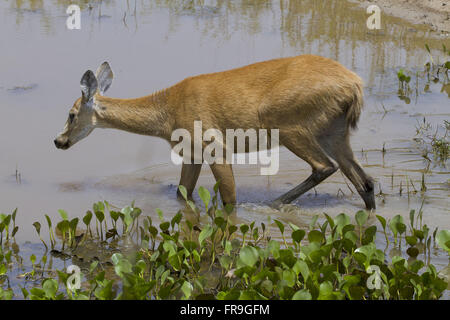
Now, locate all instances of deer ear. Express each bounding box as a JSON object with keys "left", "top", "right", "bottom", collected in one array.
[
  {"left": 80, "top": 70, "right": 98, "bottom": 102},
  {"left": 95, "top": 62, "right": 113, "bottom": 94}
]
